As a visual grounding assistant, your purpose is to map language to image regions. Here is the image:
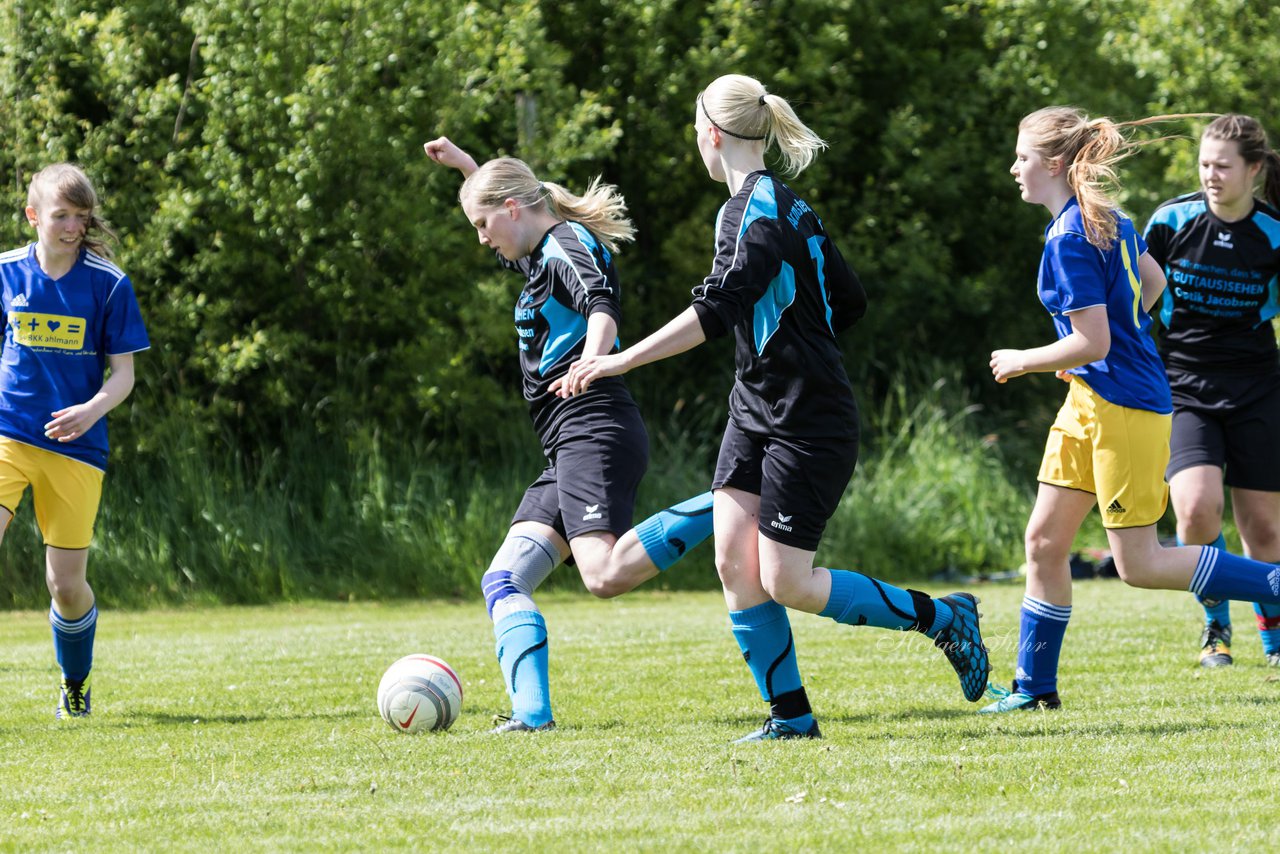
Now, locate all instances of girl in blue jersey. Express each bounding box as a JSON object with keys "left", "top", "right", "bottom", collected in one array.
[
  {"left": 556, "top": 74, "right": 991, "bottom": 742},
  {"left": 983, "top": 106, "right": 1280, "bottom": 713},
  {"left": 424, "top": 138, "right": 714, "bottom": 733},
  {"left": 1143, "top": 115, "right": 1280, "bottom": 668},
  {"left": 0, "top": 163, "right": 150, "bottom": 719}
]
